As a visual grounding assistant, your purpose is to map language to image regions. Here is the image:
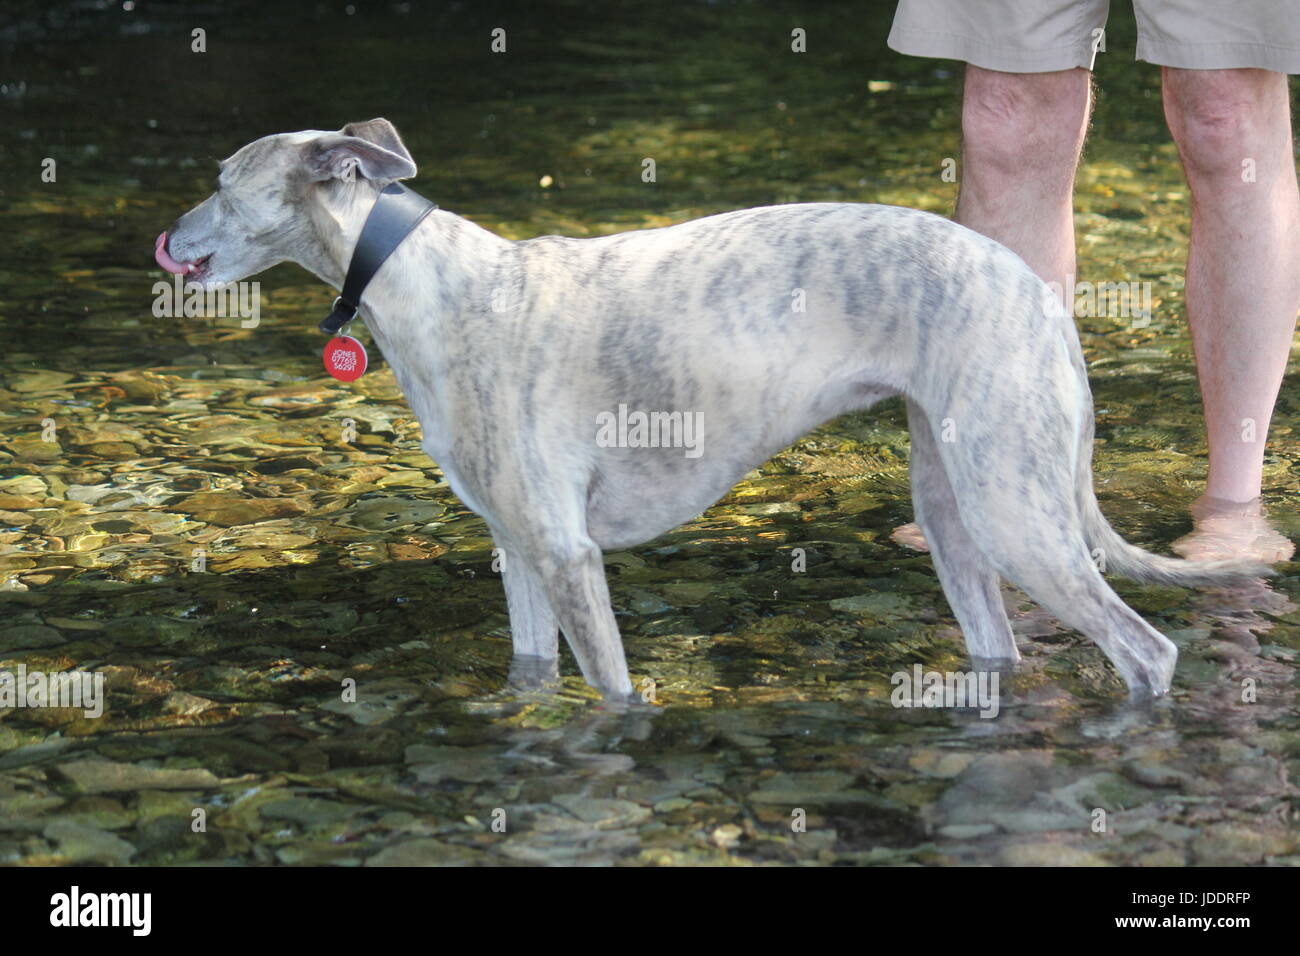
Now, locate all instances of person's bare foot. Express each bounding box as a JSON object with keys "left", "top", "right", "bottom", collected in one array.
[
  {"left": 1171, "top": 495, "right": 1294, "bottom": 564},
  {"left": 890, "top": 521, "right": 929, "bottom": 552}
]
